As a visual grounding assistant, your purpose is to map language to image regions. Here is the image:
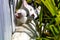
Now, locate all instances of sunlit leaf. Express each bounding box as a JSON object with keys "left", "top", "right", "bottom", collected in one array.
[{"left": 41, "top": 0, "right": 57, "bottom": 16}]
